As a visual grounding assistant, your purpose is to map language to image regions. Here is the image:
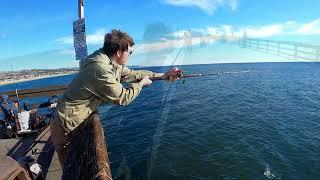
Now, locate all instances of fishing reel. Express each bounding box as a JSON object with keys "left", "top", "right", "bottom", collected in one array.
[
  {"left": 173, "top": 67, "right": 185, "bottom": 83},
  {"left": 165, "top": 67, "right": 184, "bottom": 81}
]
